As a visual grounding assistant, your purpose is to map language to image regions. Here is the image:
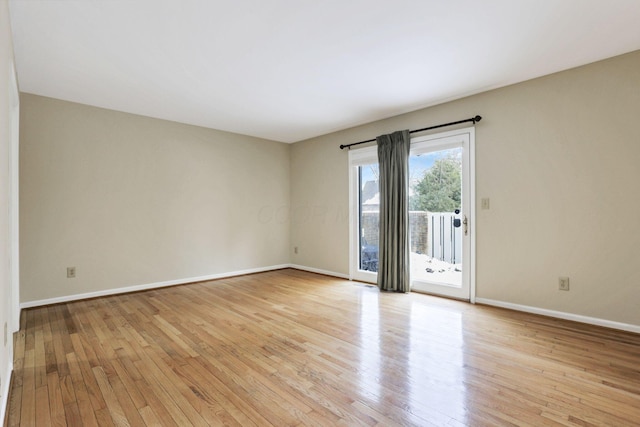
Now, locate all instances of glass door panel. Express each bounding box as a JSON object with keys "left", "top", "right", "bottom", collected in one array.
[
  {"left": 409, "top": 147, "right": 463, "bottom": 286},
  {"left": 359, "top": 164, "right": 379, "bottom": 274},
  {"left": 350, "top": 144, "right": 380, "bottom": 284},
  {"left": 409, "top": 134, "right": 471, "bottom": 300}
]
